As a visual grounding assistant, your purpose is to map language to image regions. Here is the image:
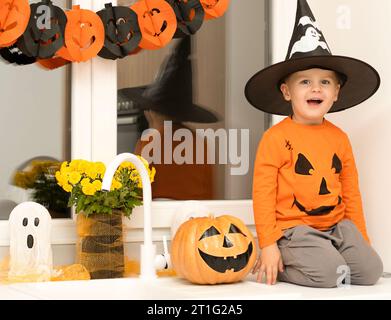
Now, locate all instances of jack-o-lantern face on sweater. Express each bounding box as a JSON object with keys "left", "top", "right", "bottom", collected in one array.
[{"left": 293, "top": 152, "right": 342, "bottom": 216}]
